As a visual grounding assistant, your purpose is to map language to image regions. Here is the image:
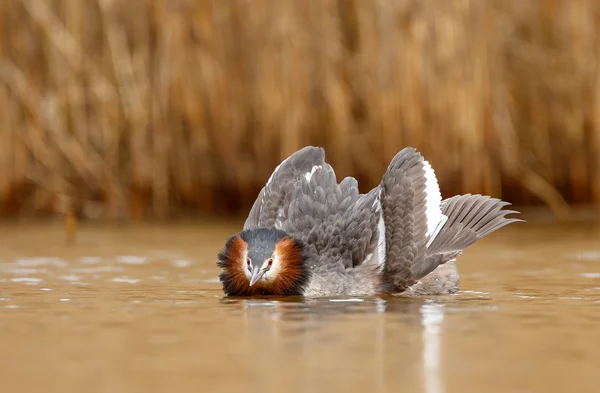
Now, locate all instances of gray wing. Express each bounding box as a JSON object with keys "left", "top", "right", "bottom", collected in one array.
[
  {"left": 290, "top": 147, "right": 446, "bottom": 284},
  {"left": 338, "top": 188, "right": 382, "bottom": 269},
  {"left": 243, "top": 146, "right": 326, "bottom": 230},
  {"left": 376, "top": 150, "right": 522, "bottom": 292},
  {"left": 378, "top": 148, "right": 448, "bottom": 292},
  {"left": 285, "top": 147, "right": 446, "bottom": 282},
  {"left": 425, "top": 194, "right": 523, "bottom": 262},
  {"left": 281, "top": 162, "right": 363, "bottom": 271},
  {"left": 244, "top": 145, "right": 368, "bottom": 271}
]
